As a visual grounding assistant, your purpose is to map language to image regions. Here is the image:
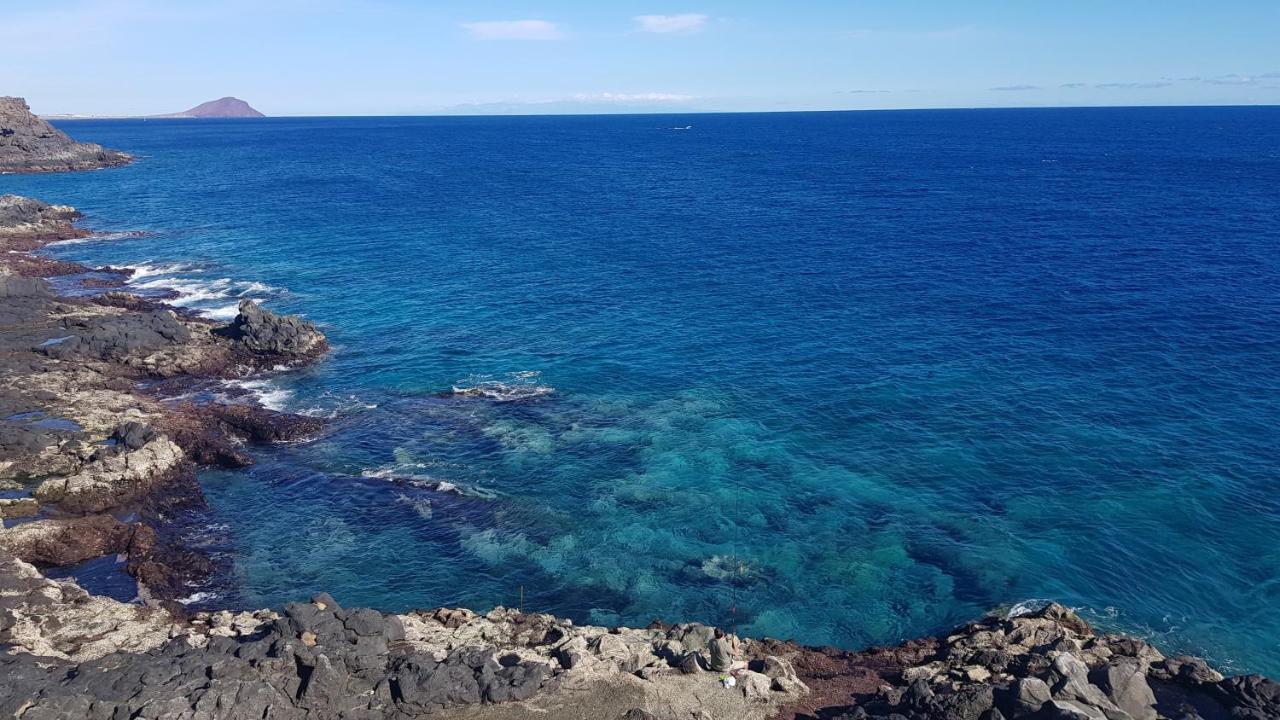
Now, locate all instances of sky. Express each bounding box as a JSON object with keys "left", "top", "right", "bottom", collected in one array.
[{"left": 3, "top": 0, "right": 1279, "bottom": 116}]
